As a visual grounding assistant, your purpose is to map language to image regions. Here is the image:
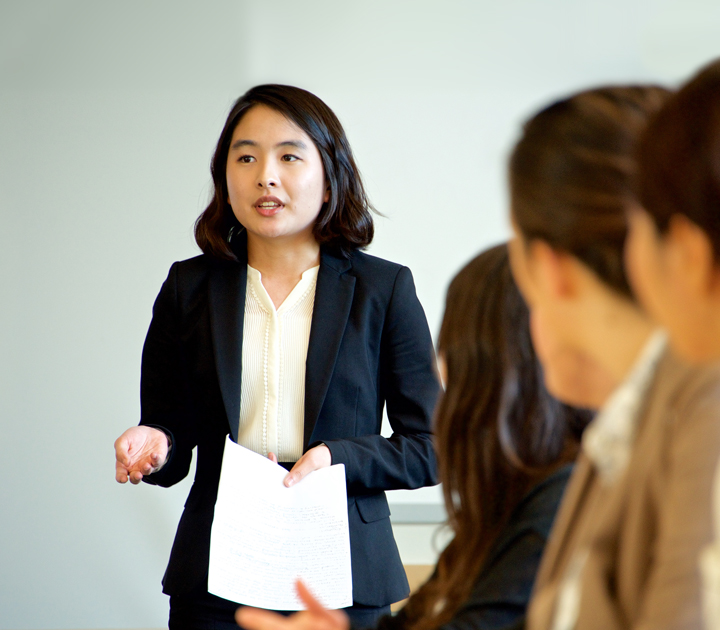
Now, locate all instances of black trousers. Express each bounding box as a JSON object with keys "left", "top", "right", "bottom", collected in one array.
[{"left": 169, "top": 586, "right": 391, "bottom": 630}]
